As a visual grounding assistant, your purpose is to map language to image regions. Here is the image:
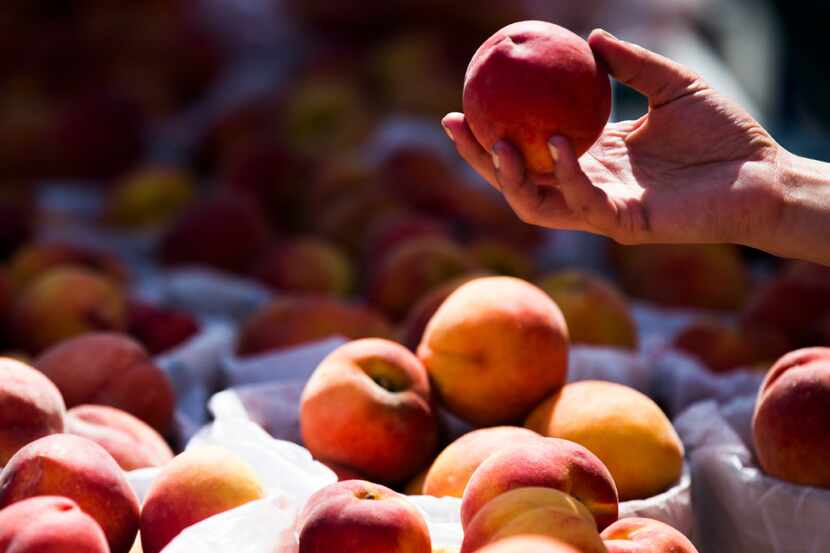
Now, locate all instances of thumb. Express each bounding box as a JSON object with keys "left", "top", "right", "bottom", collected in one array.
[{"left": 588, "top": 29, "right": 703, "bottom": 108}]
